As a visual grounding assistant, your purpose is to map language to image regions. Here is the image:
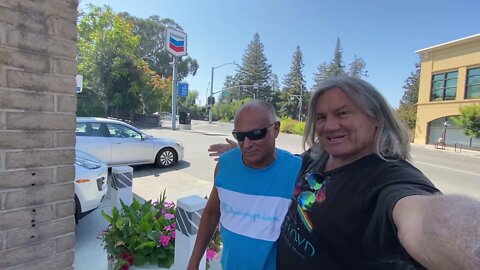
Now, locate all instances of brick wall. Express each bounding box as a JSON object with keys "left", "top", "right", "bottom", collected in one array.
[{"left": 0, "top": 0, "right": 78, "bottom": 269}]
